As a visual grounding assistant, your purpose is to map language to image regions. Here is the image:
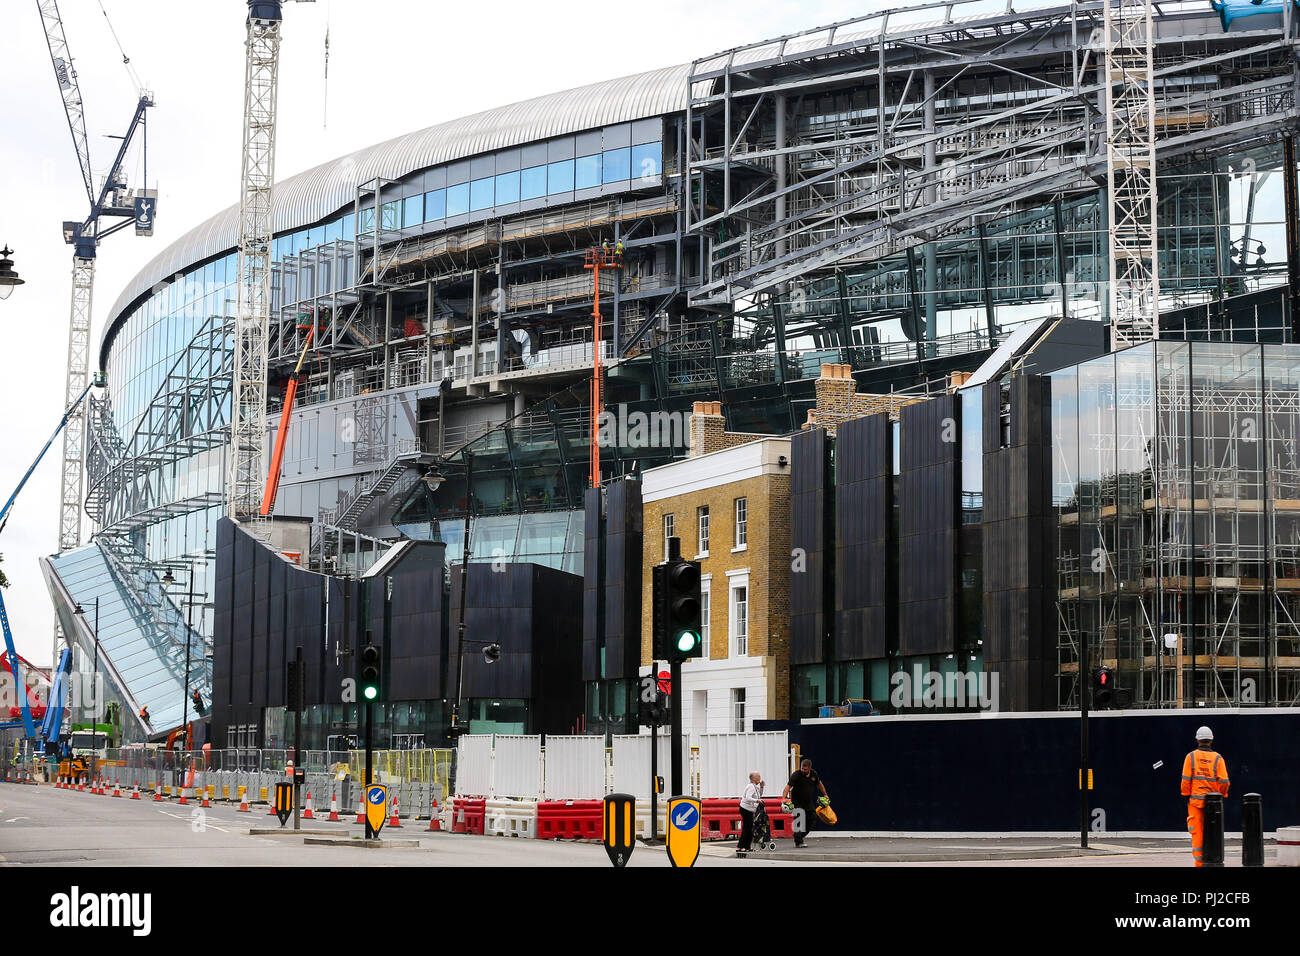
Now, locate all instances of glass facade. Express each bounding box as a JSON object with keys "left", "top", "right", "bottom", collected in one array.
[{"left": 1052, "top": 341, "right": 1300, "bottom": 708}]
